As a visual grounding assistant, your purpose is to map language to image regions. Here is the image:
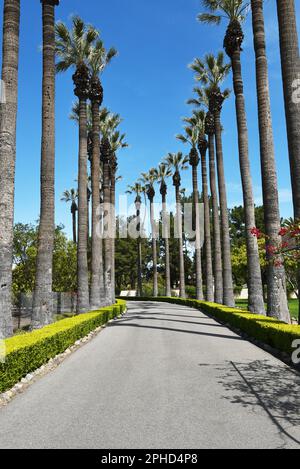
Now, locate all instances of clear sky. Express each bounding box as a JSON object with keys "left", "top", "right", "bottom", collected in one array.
[{"left": 1, "top": 0, "right": 298, "bottom": 237}]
